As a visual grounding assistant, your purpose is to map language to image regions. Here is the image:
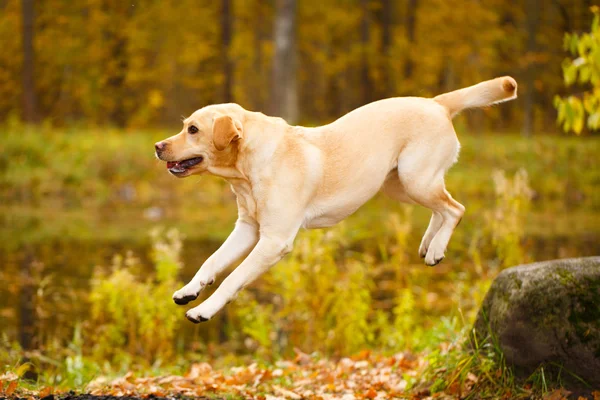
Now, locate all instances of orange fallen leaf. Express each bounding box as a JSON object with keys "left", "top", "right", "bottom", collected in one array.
[
  {"left": 447, "top": 382, "right": 461, "bottom": 395},
  {"left": 5, "top": 380, "right": 17, "bottom": 396},
  {"left": 356, "top": 349, "right": 371, "bottom": 361},
  {"left": 543, "top": 388, "right": 571, "bottom": 400},
  {"left": 39, "top": 386, "right": 54, "bottom": 397}
]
